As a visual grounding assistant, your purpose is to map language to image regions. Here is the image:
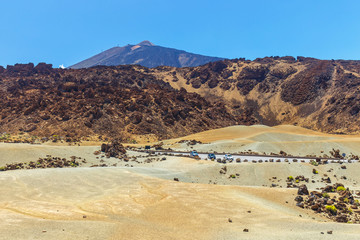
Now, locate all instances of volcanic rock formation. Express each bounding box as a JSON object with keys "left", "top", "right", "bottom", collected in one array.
[
  {"left": 1, "top": 56, "right": 360, "bottom": 140},
  {"left": 0, "top": 63, "right": 248, "bottom": 140},
  {"left": 153, "top": 57, "right": 360, "bottom": 134}
]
